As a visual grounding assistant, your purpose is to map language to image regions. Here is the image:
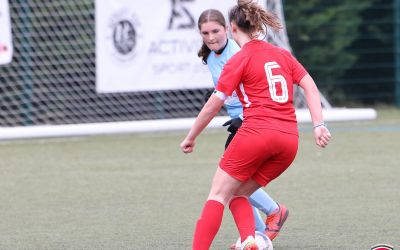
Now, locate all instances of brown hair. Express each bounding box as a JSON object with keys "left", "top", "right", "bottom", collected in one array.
[
  {"left": 197, "top": 9, "right": 226, "bottom": 64},
  {"left": 229, "top": 0, "right": 282, "bottom": 39}
]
